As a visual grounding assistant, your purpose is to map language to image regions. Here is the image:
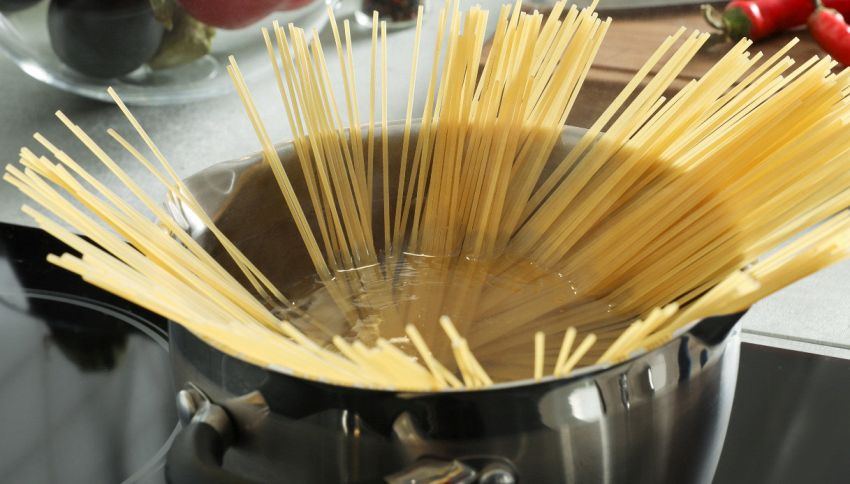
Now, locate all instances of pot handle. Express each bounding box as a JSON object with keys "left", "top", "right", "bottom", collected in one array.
[{"left": 166, "top": 390, "right": 258, "bottom": 484}]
